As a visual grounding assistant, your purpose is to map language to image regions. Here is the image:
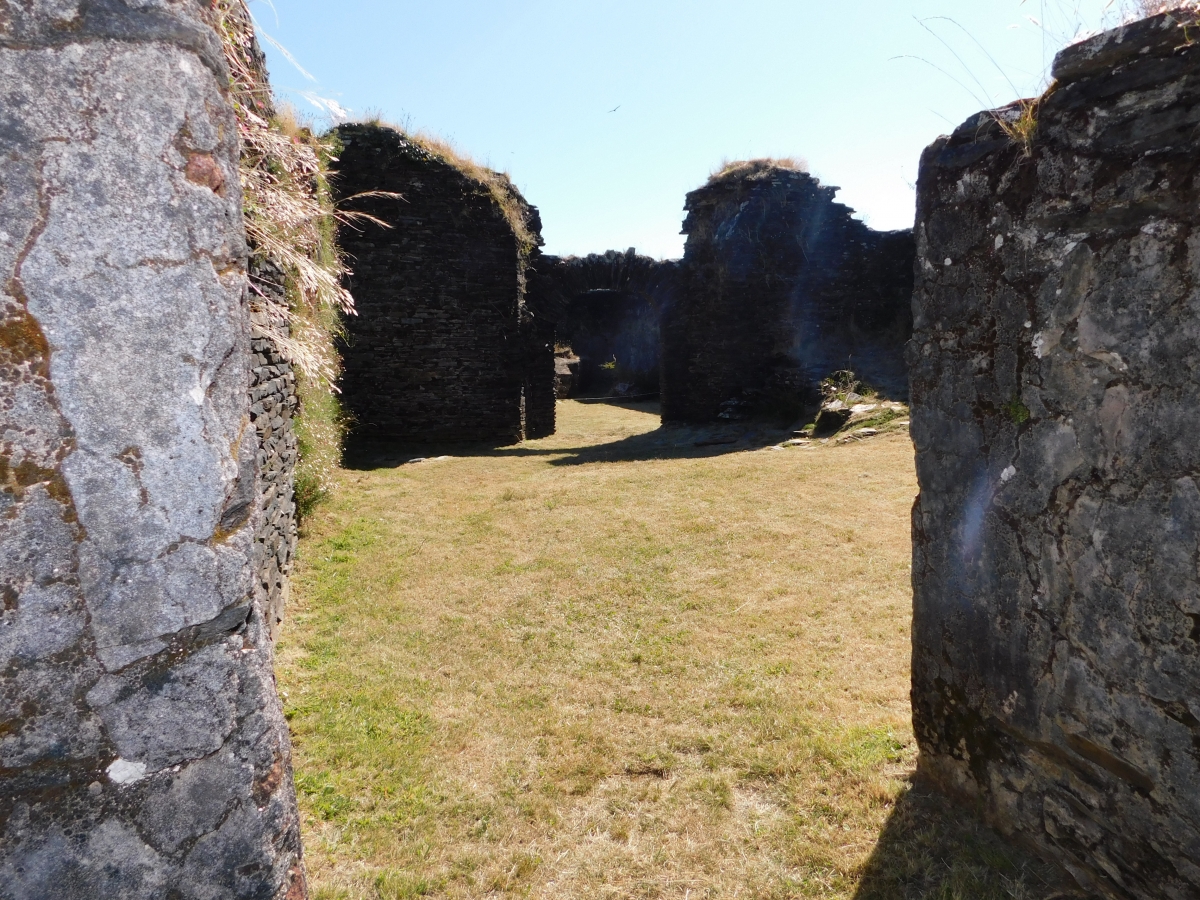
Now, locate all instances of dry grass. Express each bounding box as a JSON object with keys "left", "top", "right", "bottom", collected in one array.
[
  {"left": 279, "top": 401, "right": 1067, "bottom": 900},
  {"left": 990, "top": 96, "right": 1044, "bottom": 158},
  {"left": 212, "top": 0, "right": 354, "bottom": 388},
  {"left": 1125, "top": 0, "right": 1200, "bottom": 18},
  {"left": 352, "top": 116, "right": 538, "bottom": 255},
  {"left": 710, "top": 158, "right": 809, "bottom": 184}
]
